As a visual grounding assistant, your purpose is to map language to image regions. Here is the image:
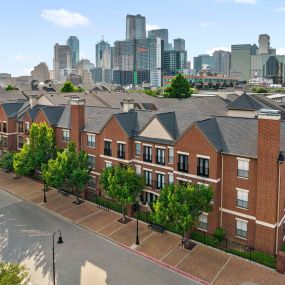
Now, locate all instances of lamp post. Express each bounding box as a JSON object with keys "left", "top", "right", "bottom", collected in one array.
[
  {"left": 134, "top": 202, "right": 140, "bottom": 245},
  {"left": 52, "top": 230, "right": 64, "bottom": 285},
  {"left": 43, "top": 184, "right": 47, "bottom": 203}
]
